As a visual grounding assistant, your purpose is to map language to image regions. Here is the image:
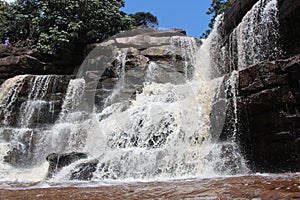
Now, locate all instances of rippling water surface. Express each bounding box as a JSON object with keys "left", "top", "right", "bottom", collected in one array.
[{"left": 1, "top": 173, "right": 300, "bottom": 199}]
